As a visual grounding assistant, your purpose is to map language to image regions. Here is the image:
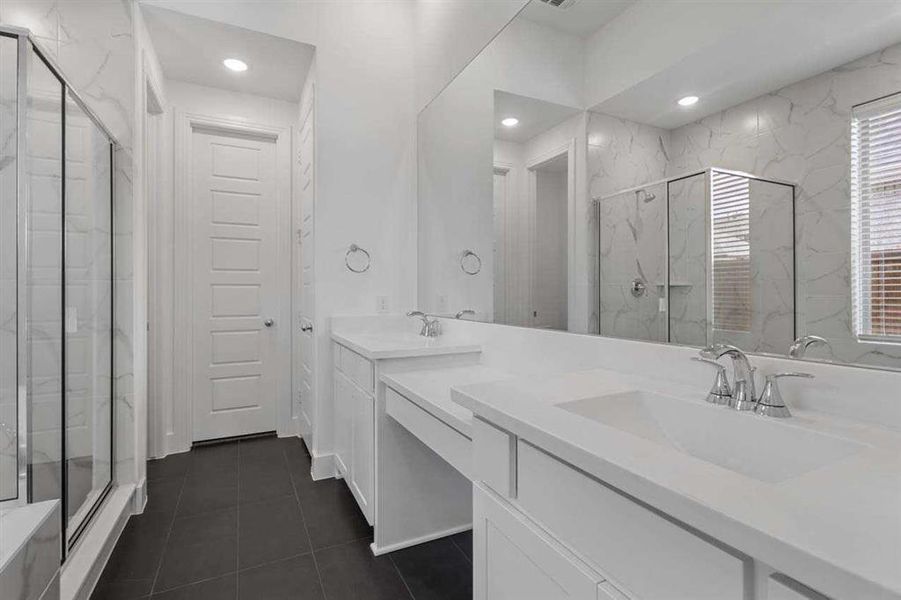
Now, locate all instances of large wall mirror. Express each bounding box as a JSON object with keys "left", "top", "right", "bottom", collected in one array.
[{"left": 417, "top": 0, "right": 901, "bottom": 370}]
